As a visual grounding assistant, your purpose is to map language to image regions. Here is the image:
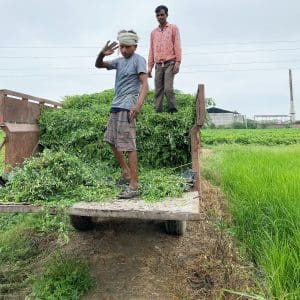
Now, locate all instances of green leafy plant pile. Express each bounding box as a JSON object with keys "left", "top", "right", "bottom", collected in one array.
[
  {"left": 38, "top": 91, "right": 113, "bottom": 162},
  {"left": 0, "top": 90, "right": 195, "bottom": 204},
  {"left": 39, "top": 90, "right": 196, "bottom": 168},
  {"left": 137, "top": 91, "right": 196, "bottom": 167},
  {"left": 0, "top": 149, "right": 186, "bottom": 204},
  {"left": 1, "top": 149, "right": 99, "bottom": 203}
]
